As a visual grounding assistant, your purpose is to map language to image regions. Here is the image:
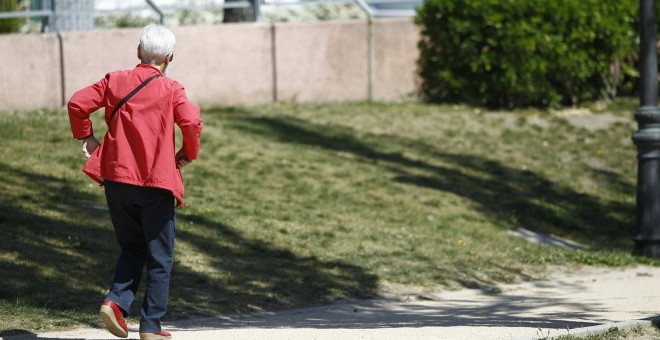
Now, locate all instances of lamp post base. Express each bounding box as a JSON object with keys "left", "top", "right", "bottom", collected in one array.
[
  {"left": 633, "top": 108, "right": 660, "bottom": 258},
  {"left": 633, "top": 239, "right": 660, "bottom": 258}
]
